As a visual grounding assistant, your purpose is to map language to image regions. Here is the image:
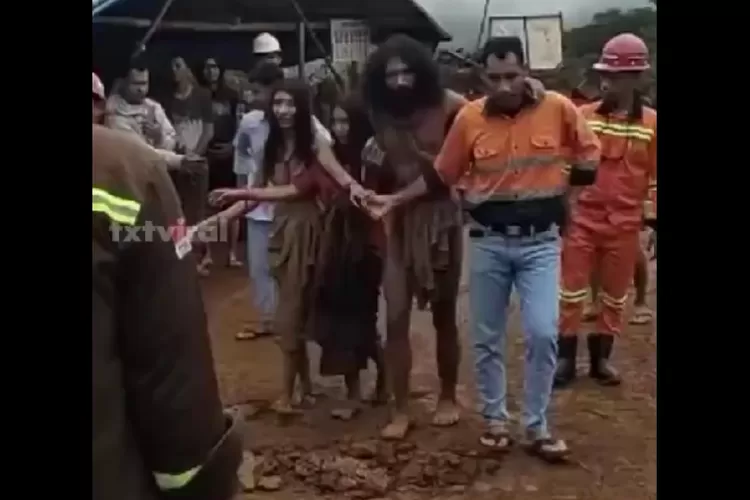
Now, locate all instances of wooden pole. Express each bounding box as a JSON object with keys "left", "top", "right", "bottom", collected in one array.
[{"left": 298, "top": 22, "right": 306, "bottom": 81}]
